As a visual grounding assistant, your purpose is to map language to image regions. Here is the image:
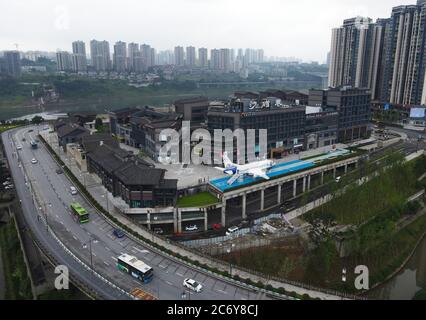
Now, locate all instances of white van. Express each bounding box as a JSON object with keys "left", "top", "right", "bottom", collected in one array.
[
  {"left": 226, "top": 226, "right": 239, "bottom": 236},
  {"left": 70, "top": 186, "right": 78, "bottom": 195}
]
